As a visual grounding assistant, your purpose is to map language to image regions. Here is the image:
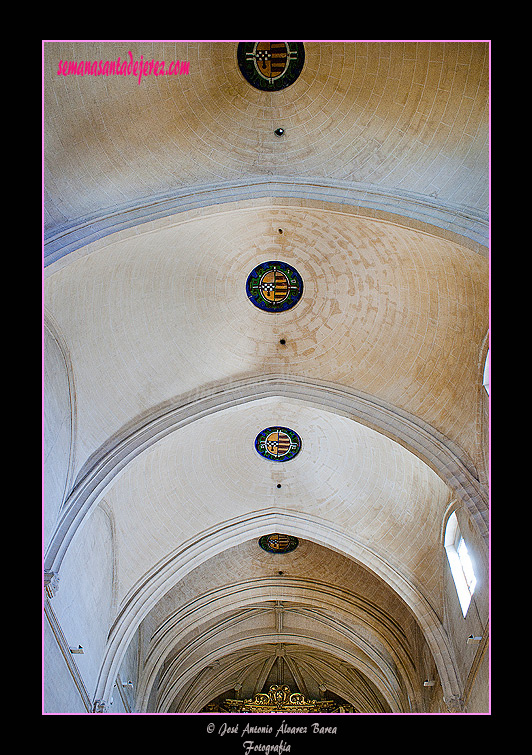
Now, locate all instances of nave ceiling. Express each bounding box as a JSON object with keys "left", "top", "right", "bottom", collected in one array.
[{"left": 43, "top": 41, "right": 489, "bottom": 714}]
